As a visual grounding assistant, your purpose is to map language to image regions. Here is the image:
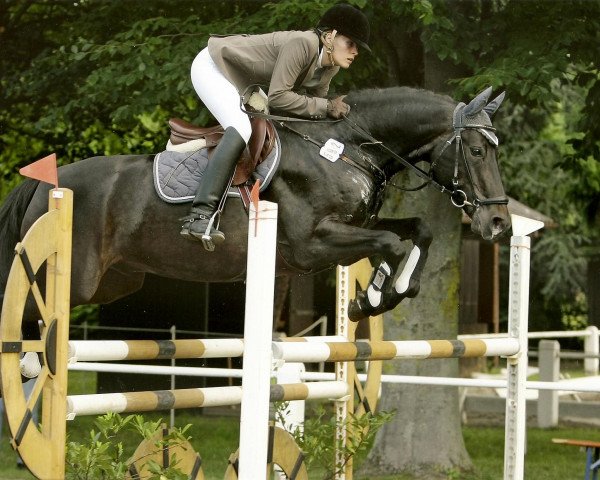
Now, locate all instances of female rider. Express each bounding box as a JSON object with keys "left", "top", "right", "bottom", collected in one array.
[{"left": 180, "top": 3, "right": 371, "bottom": 250}]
